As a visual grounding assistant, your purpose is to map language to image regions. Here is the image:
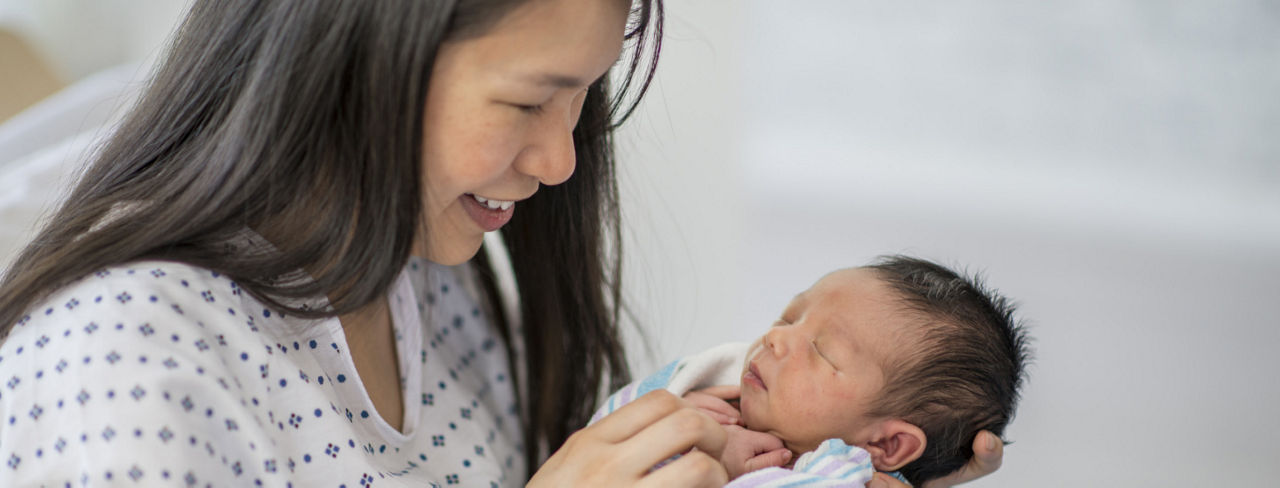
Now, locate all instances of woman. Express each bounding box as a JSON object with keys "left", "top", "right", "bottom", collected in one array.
[{"left": 0, "top": 1, "right": 1000, "bottom": 486}]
